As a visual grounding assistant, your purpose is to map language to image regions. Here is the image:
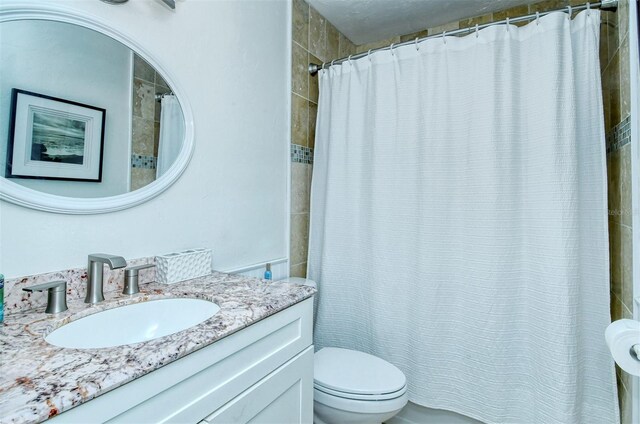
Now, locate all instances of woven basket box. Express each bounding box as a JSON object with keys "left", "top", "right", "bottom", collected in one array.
[{"left": 155, "top": 248, "right": 212, "bottom": 284}]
